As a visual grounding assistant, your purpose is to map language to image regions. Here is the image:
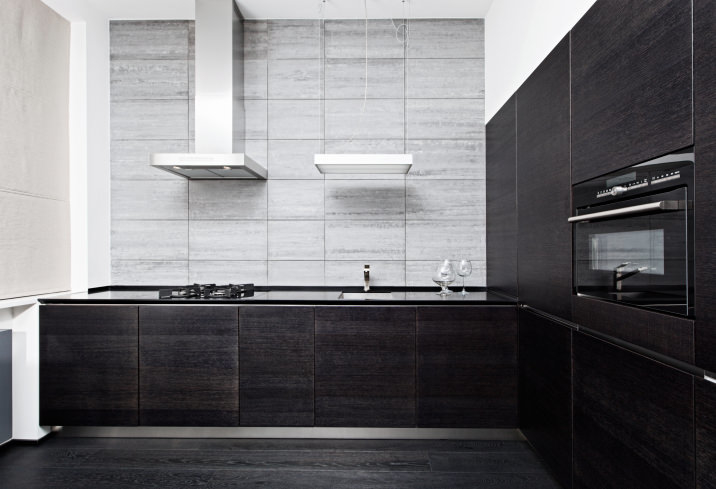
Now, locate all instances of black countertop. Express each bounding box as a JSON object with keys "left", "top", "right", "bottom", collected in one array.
[{"left": 38, "top": 287, "right": 517, "bottom": 306}]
